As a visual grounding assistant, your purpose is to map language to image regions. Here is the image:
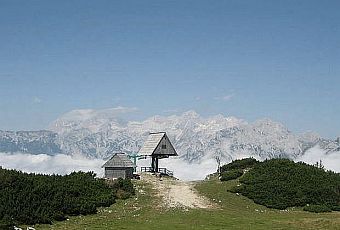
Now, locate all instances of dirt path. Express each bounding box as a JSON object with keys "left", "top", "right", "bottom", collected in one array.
[{"left": 141, "top": 173, "right": 216, "bottom": 209}]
